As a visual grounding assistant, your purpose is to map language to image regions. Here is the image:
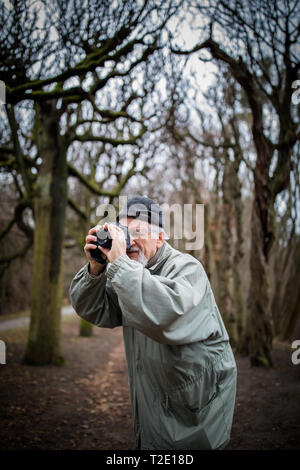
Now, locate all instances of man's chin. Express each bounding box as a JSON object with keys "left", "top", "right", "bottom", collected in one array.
[
  {"left": 127, "top": 250, "right": 148, "bottom": 266},
  {"left": 127, "top": 251, "right": 139, "bottom": 258}
]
